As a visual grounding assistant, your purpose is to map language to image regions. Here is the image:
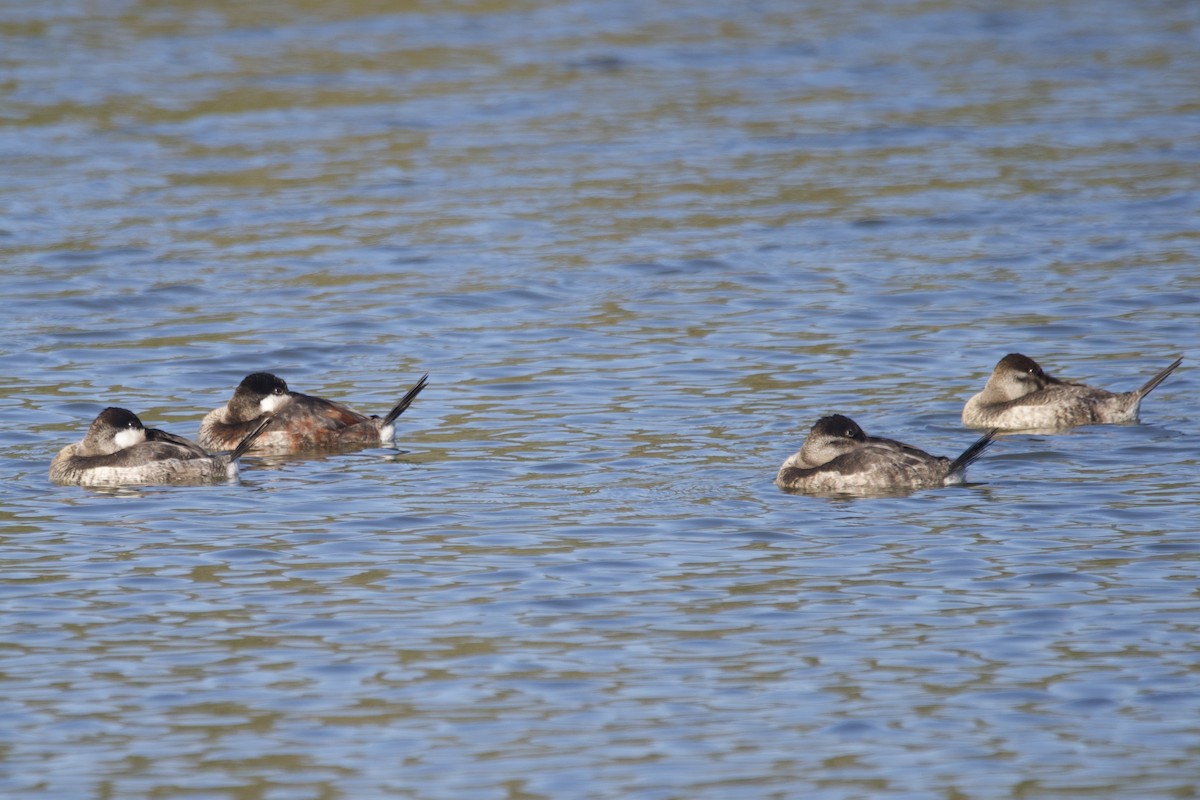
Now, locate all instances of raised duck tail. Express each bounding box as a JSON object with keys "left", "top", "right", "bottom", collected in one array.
[
  {"left": 382, "top": 373, "right": 430, "bottom": 427},
  {"left": 229, "top": 414, "right": 275, "bottom": 461},
  {"left": 1135, "top": 356, "right": 1183, "bottom": 399},
  {"left": 946, "top": 429, "right": 998, "bottom": 482}
]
